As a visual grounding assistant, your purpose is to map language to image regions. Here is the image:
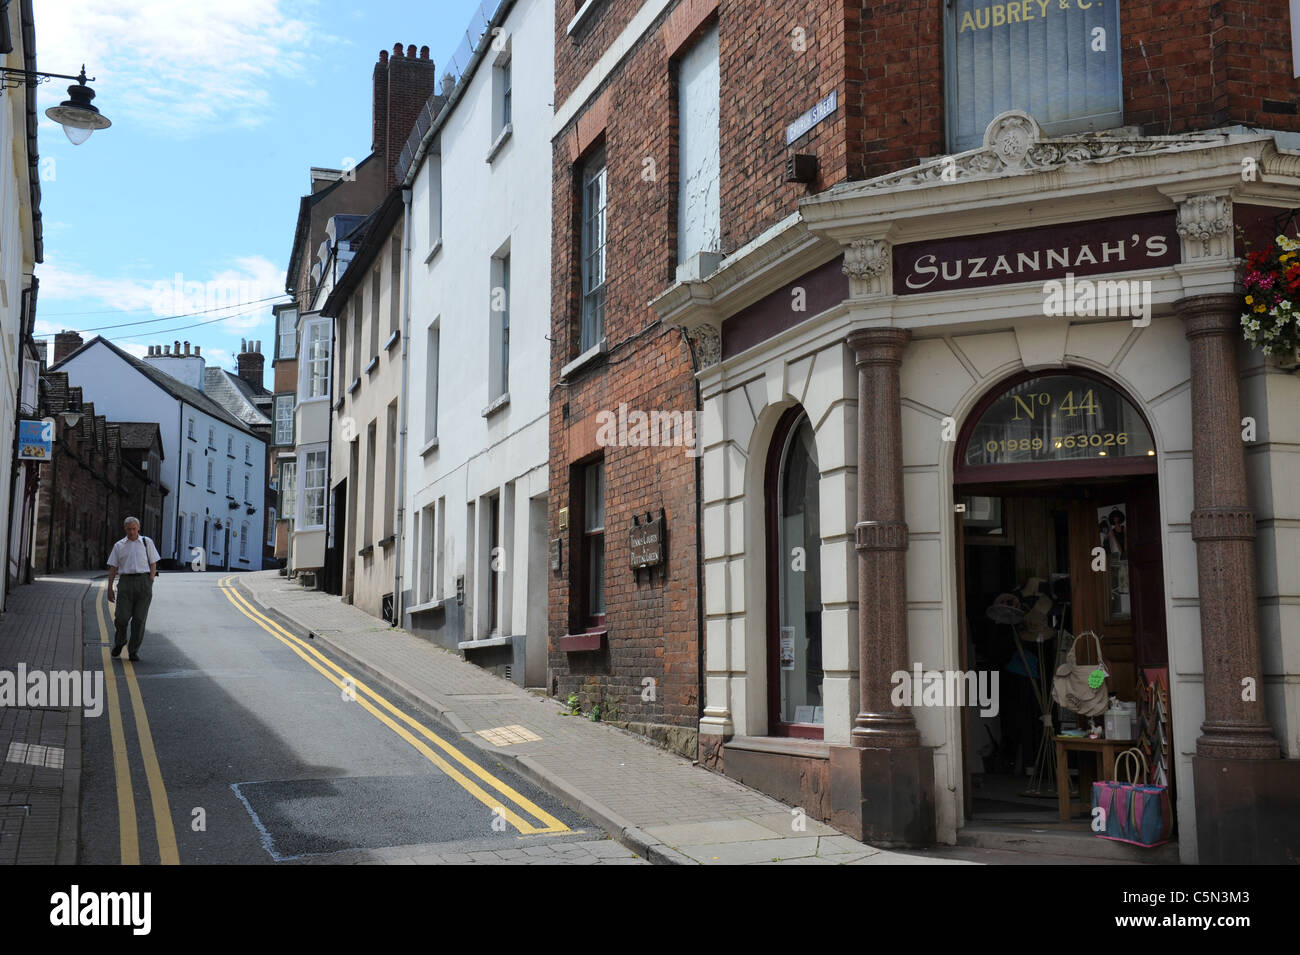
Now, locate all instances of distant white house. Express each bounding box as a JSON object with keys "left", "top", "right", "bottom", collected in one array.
[
  {"left": 398, "top": 0, "right": 554, "bottom": 687},
  {"left": 51, "top": 337, "right": 268, "bottom": 570}
]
